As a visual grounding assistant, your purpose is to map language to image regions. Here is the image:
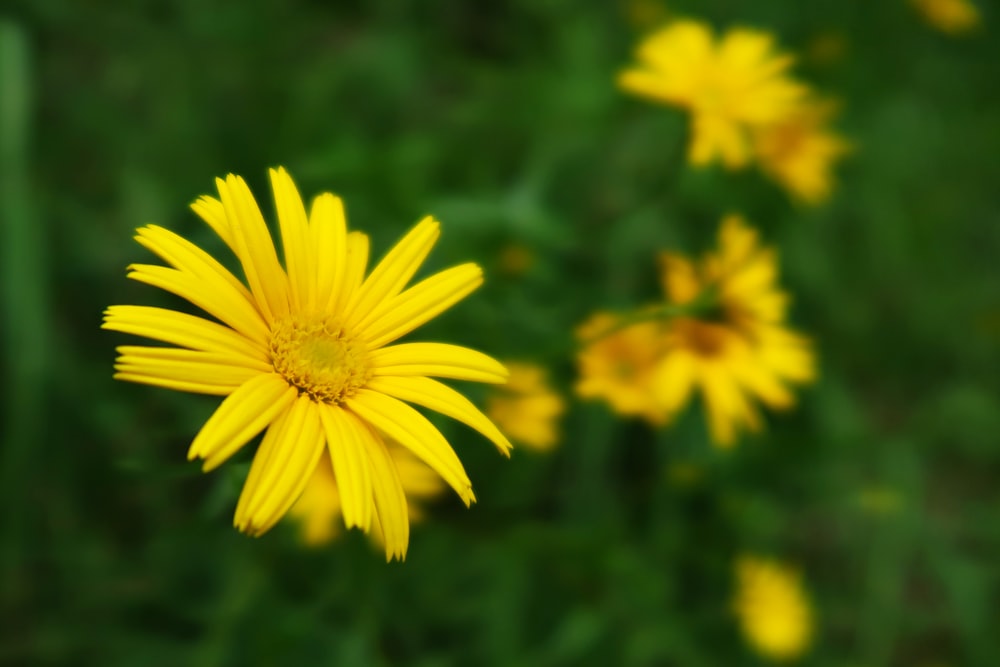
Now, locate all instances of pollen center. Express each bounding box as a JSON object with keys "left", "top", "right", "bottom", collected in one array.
[{"left": 268, "top": 314, "right": 372, "bottom": 404}]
